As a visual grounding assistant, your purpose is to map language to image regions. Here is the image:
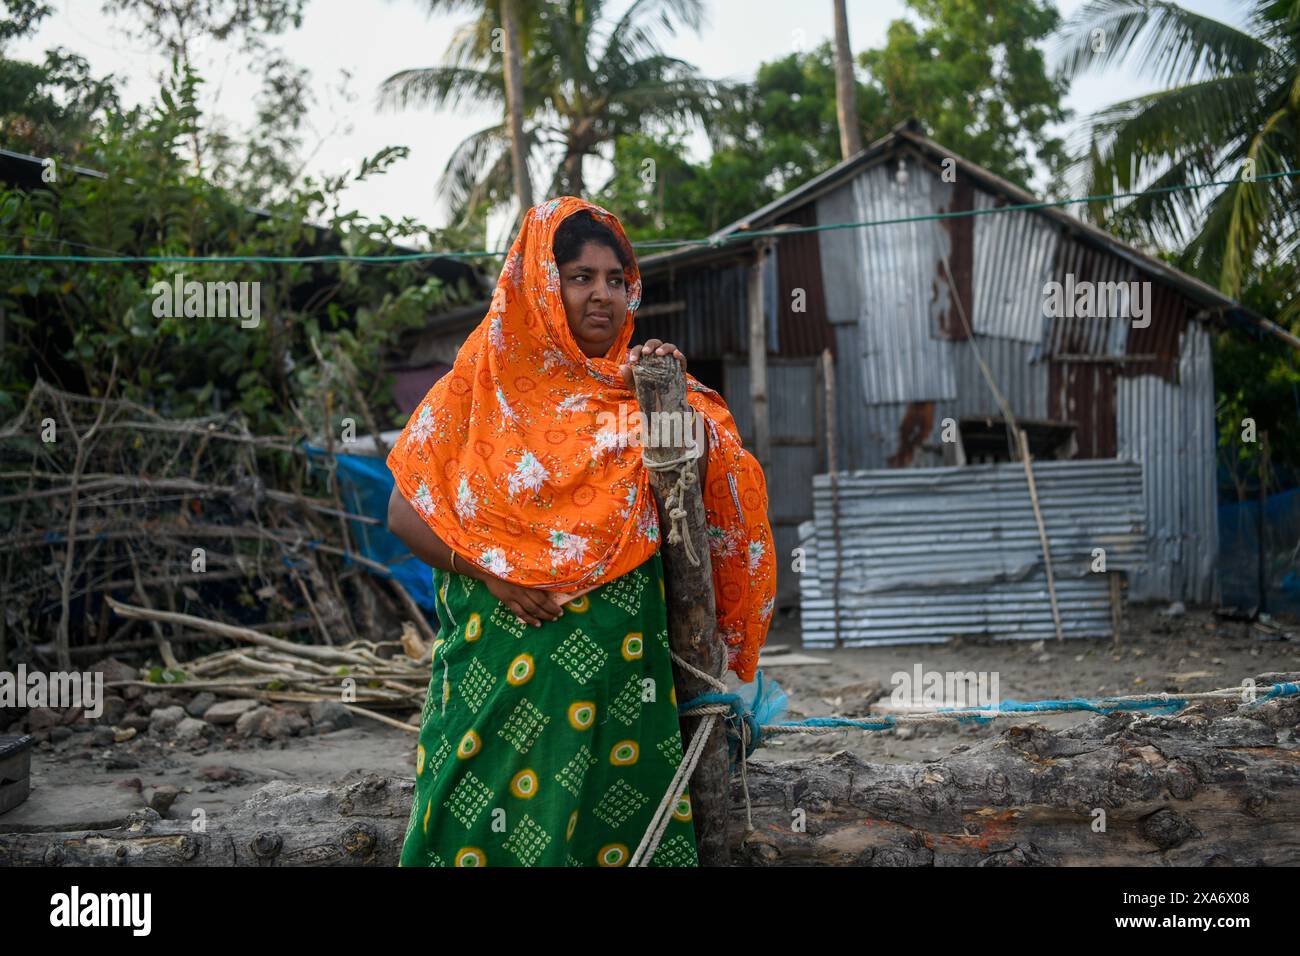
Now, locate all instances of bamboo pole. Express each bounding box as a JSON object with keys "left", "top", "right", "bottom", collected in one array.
[
  {"left": 1016, "top": 428, "right": 1064, "bottom": 642},
  {"left": 1258, "top": 430, "right": 1270, "bottom": 613},
  {"left": 631, "top": 353, "right": 730, "bottom": 866}
]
